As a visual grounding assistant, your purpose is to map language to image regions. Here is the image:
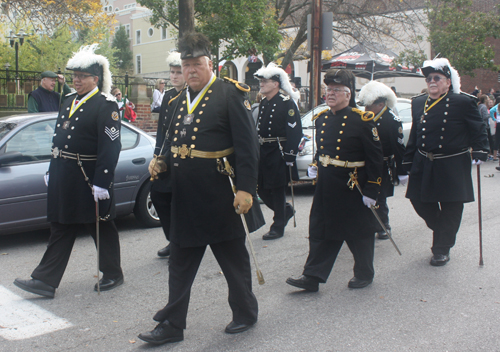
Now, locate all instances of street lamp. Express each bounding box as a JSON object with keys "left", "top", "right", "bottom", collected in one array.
[{"left": 8, "top": 28, "right": 29, "bottom": 81}]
